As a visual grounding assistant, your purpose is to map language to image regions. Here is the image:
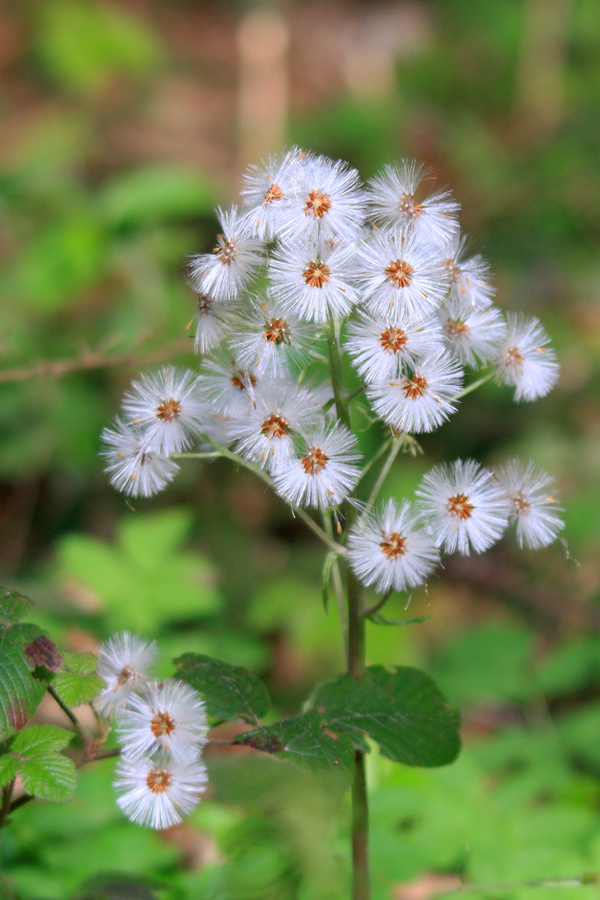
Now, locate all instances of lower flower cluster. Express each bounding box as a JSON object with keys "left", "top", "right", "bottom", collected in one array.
[{"left": 96, "top": 633, "right": 208, "bottom": 829}]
